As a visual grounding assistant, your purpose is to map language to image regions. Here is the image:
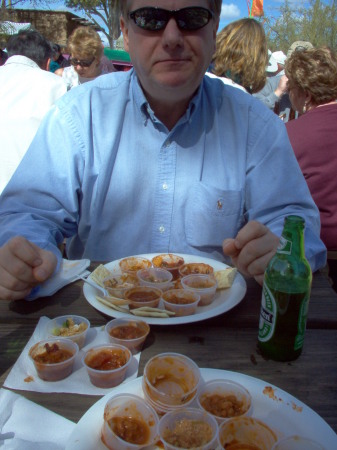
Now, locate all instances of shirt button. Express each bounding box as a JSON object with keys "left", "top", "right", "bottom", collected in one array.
[
  {"left": 159, "top": 226, "right": 165, "bottom": 233},
  {"left": 162, "top": 183, "right": 168, "bottom": 190},
  {"left": 165, "top": 140, "right": 171, "bottom": 148}
]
